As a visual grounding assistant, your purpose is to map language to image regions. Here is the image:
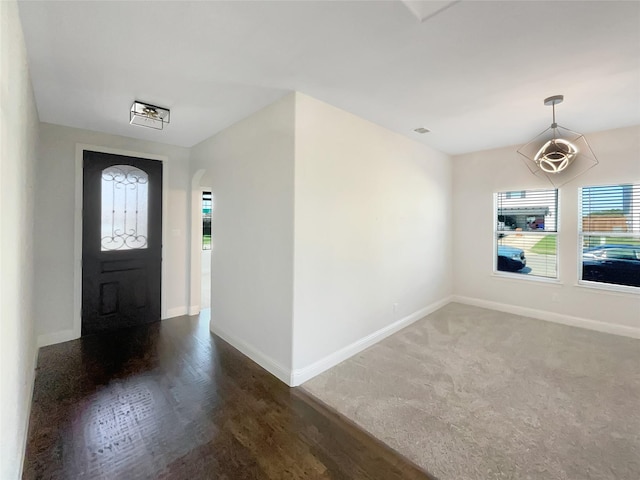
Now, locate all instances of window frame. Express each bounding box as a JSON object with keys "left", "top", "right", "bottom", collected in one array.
[
  {"left": 202, "top": 191, "right": 212, "bottom": 251},
  {"left": 493, "top": 188, "right": 560, "bottom": 282},
  {"left": 577, "top": 183, "right": 640, "bottom": 292}
]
